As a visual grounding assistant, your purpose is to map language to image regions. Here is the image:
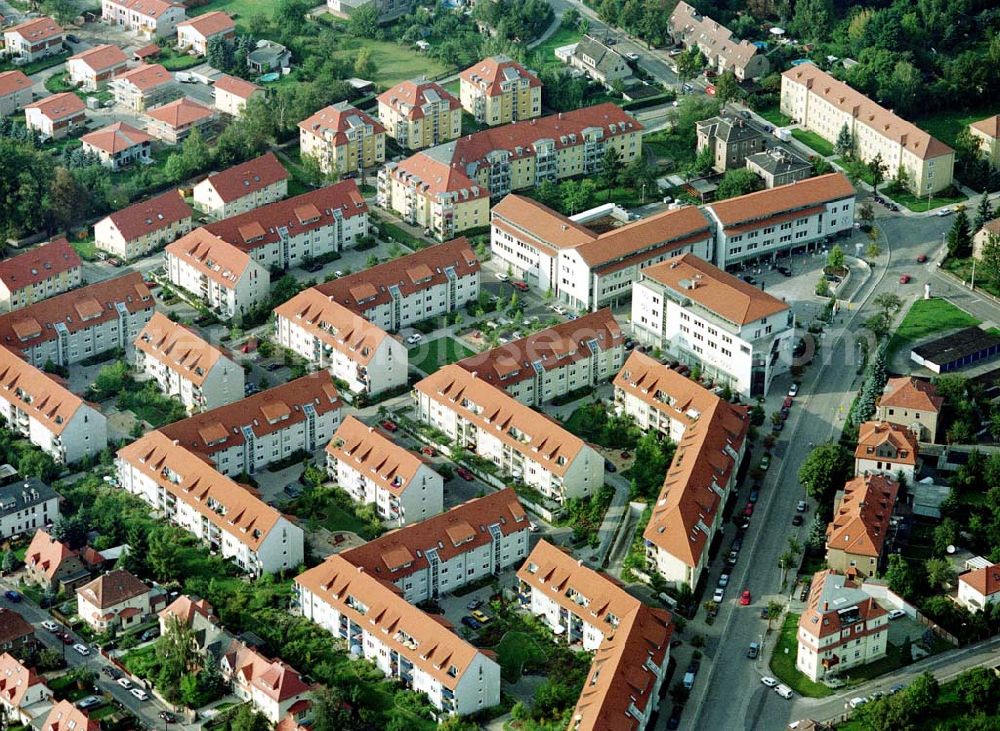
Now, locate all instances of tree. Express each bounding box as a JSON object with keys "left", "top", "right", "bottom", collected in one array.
[
  {"left": 206, "top": 36, "right": 235, "bottom": 73},
  {"left": 348, "top": 3, "right": 381, "bottom": 38},
  {"left": 715, "top": 168, "right": 759, "bottom": 200},
  {"left": 905, "top": 672, "right": 940, "bottom": 713},
  {"left": 226, "top": 702, "right": 270, "bottom": 731},
  {"left": 354, "top": 46, "right": 377, "bottom": 77},
  {"left": 868, "top": 153, "right": 887, "bottom": 193},
  {"left": 713, "top": 70, "right": 741, "bottom": 105},
  {"left": 946, "top": 208, "right": 973, "bottom": 258},
  {"left": 765, "top": 600, "right": 782, "bottom": 630},
  {"left": 562, "top": 179, "right": 596, "bottom": 214},
  {"left": 884, "top": 554, "right": 918, "bottom": 599},
  {"left": 675, "top": 46, "right": 704, "bottom": 82},
  {"left": 46, "top": 167, "right": 89, "bottom": 233},
  {"left": 866, "top": 240, "right": 882, "bottom": 260},
  {"left": 147, "top": 526, "right": 183, "bottom": 583},
  {"left": 859, "top": 199, "right": 875, "bottom": 228},
  {"left": 600, "top": 146, "right": 623, "bottom": 193},
  {"left": 835, "top": 123, "right": 854, "bottom": 156},
  {"left": 873, "top": 292, "right": 903, "bottom": 316},
  {"left": 791, "top": 0, "right": 833, "bottom": 42},
  {"left": 980, "top": 233, "right": 1000, "bottom": 288},
  {"left": 691, "top": 144, "right": 715, "bottom": 177},
  {"left": 1, "top": 550, "right": 14, "bottom": 574},
  {"left": 974, "top": 192, "right": 994, "bottom": 232},
  {"left": 827, "top": 245, "right": 845, "bottom": 270},
  {"left": 925, "top": 556, "right": 956, "bottom": 590},
  {"left": 954, "top": 667, "right": 1000, "bottom": 714},
  {"left": 798, "top": 443, "right": 851, "bottom": 501}
]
